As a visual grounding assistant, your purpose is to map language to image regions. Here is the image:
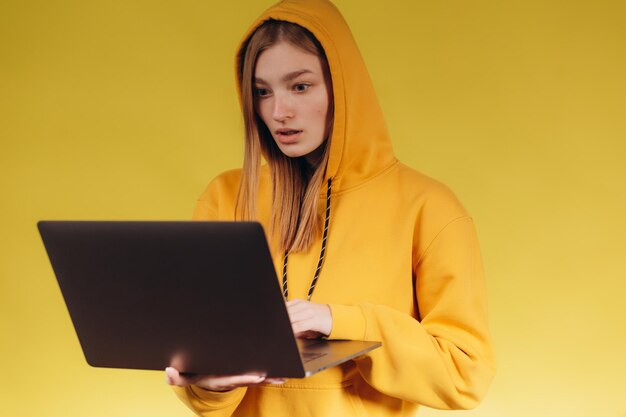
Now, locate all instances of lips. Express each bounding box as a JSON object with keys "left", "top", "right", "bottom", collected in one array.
[
  {"left": 276, "top": 128, "right": 302, "bottom": 135},
  {"left": 275, "top": 128, "right": 303, "bottom": 144}
]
